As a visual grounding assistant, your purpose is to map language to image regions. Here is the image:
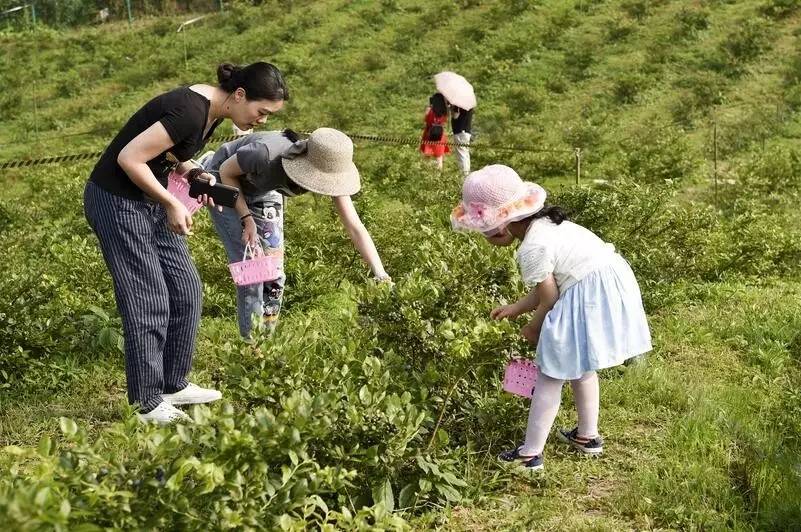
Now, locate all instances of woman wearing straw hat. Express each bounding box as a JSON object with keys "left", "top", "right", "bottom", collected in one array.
[{"left": 194, "top": 127, "right": 390, "bottom": 338}]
